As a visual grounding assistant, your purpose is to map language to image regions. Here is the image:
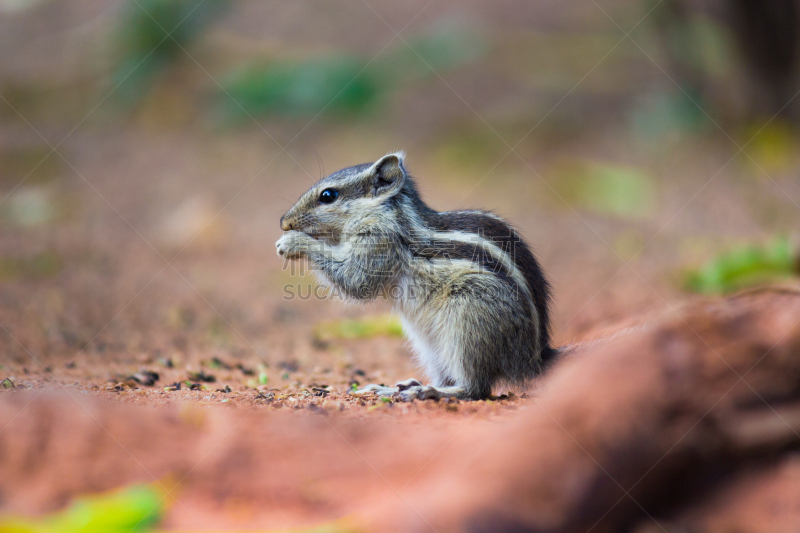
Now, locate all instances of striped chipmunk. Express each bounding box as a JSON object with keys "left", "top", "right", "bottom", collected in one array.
[{"left": 276, "top": 151, "right": 558, "bottom": 400}]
